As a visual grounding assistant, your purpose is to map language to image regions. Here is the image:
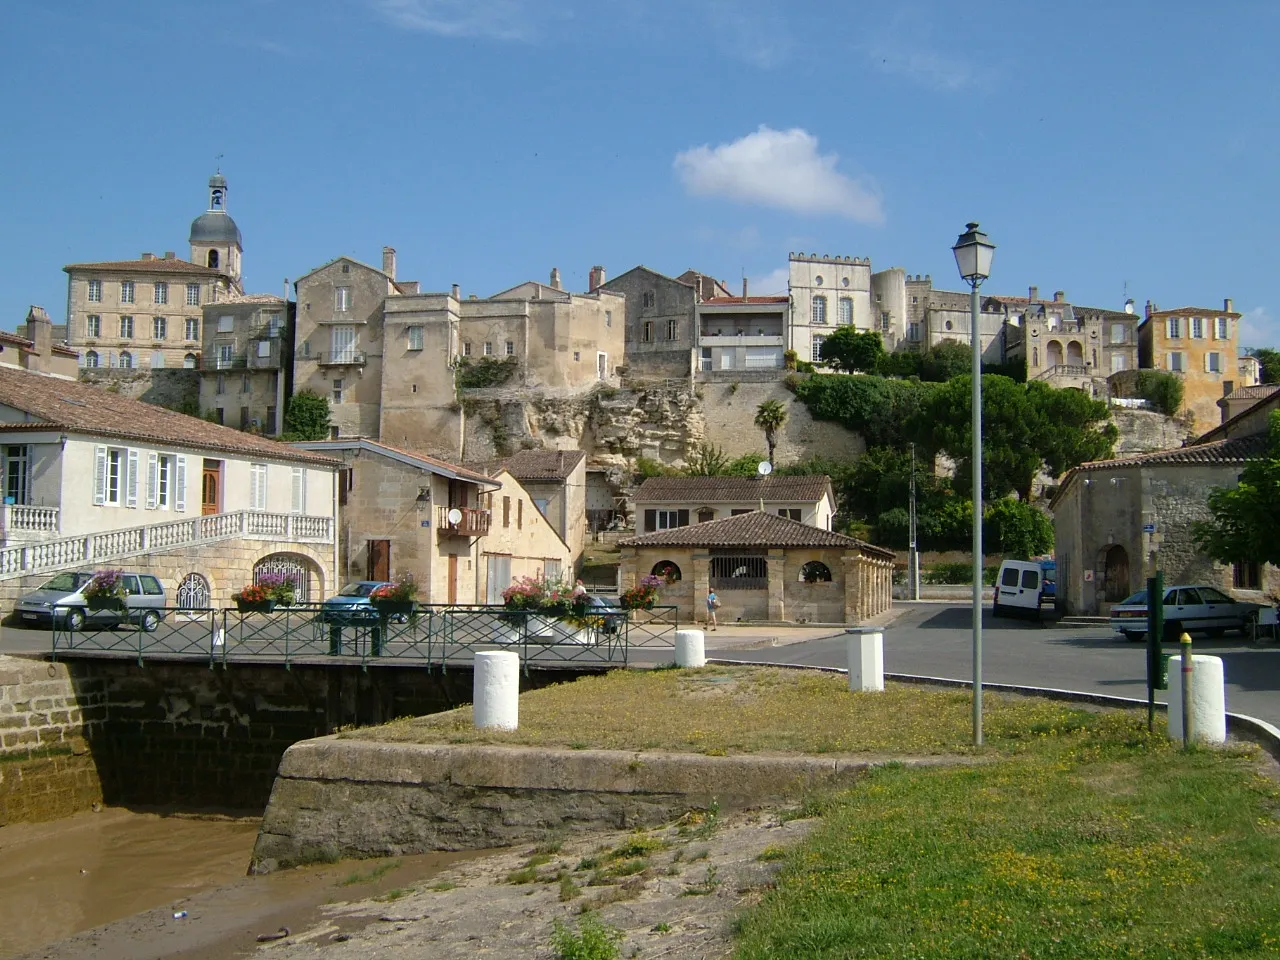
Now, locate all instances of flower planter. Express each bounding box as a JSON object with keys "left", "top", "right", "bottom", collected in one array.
[
  {"left": 373, "top": 600, "right": 414, "bottom": 617},
  {"left": 85, "top": 596, "right": 125, "bottom": 612},
  {"left": 235, "top": 599, "right": 277, "bottom": 613}
]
